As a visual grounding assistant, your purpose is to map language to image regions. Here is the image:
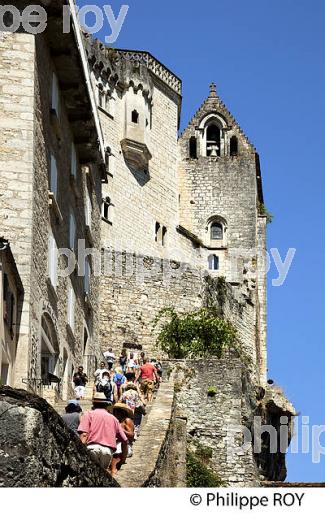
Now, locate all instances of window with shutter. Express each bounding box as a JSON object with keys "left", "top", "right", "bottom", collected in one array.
[
  {"left": 71, "top": 143, "right": 77, "bottom": 178},
  {"left": 48, "top": 233, "right": 58, "bottom": 288},
  {"left": 69, "top": 211, "right": 76, "bottom": 252},
  {"left": 67, "top": 285, "right": 75, "bottom": 332},
  {"left": 51, "top": 72, "right": 60, "bottom": 117},
  {"left": 85, "top": 189, "right": 92, "bottom": 229},
  {"left": 50, "top": 155, "right": 58, "bottom": 197},
  {"left": 84, "top": 257, "right": 91, "bottom": 295}
]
